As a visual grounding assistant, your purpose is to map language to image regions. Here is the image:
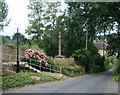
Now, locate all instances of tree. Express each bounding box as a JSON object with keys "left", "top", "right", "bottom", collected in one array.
[
  {"left": 65, "top": 2, "right": 120, "bottom": 58},
  {"left": 12, "top": 33, "right": 27, "bottom": 45},
  {"left": 0, "top": 0, "right": 10, "bottom": 31},
  {"left": 26, "top": 0, "right": 64, "bottom": 56}
]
